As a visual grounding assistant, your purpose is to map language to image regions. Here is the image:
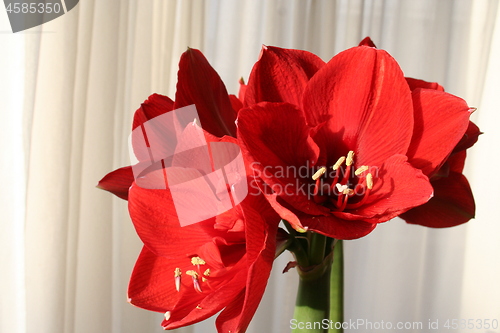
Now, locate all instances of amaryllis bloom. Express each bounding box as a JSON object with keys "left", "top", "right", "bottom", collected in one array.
[
  {"left": 99, "top": 48, "right": 282, "bottom": 332},
  {"left": 127, "top": 177, "right": 279, "bottom": 332},
  {"left": 237, "top": 43, "right": 472, "bottom": 240},
  {"left": 400, "top": 80, "right": 480, "bottom": 227},
  {"left": 123, "top": 125, "right": 280, "bottom": 331}
]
